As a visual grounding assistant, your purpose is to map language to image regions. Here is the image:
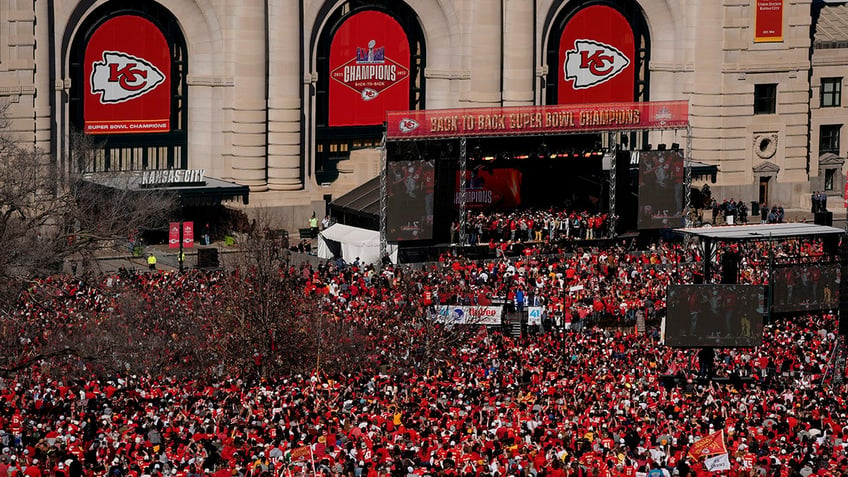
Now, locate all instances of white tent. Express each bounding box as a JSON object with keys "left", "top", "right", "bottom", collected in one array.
[{"left": 317, "top": 223, "right": 397, "bottom": 265}]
